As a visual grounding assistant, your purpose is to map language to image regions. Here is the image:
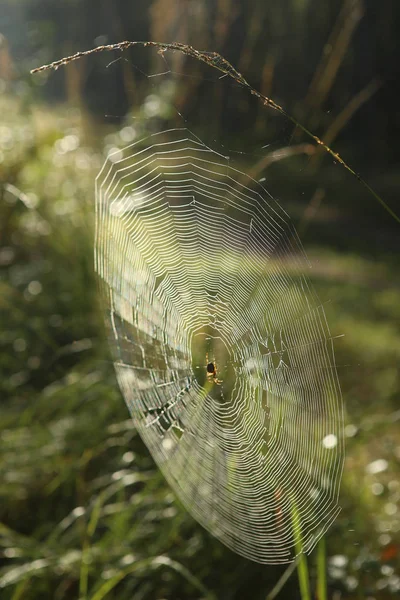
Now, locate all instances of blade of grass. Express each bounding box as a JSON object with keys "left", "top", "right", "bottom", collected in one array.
[
  {"left": 79, "top": 538, "right": 90, "bottom": 600},
  {"left": 89, "top": 556, "right": 216, "bottom": 600},
  {"left": 10, "top": 579, "right": 30, "bottom": 600},
  {"left": 296, "top": 553, "right": 311, "bottom": 600},
  {"left": 291, "top": 501, "right": 311, "bottom": 600},
  {"left": 79, "top": 490, "right": 109, "bottom": 600},
  {"left": 316, "top": 537, "right": 327, "bottom": 600}
]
